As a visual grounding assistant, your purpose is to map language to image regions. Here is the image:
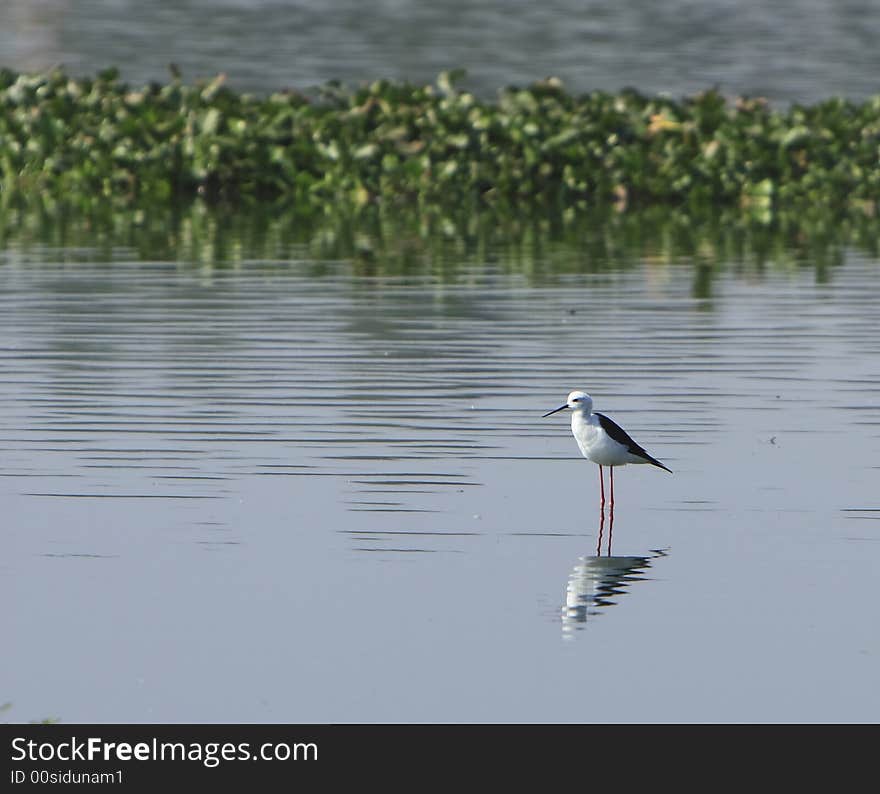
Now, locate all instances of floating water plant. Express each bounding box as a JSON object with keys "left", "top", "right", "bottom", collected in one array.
[{"left": 2, "top": 67, "right": 879, "bottom": 223}]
